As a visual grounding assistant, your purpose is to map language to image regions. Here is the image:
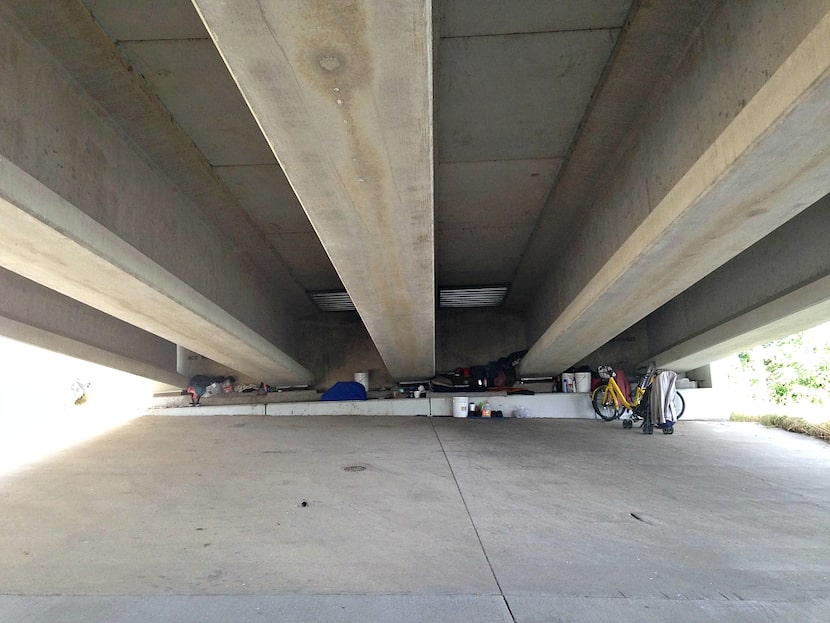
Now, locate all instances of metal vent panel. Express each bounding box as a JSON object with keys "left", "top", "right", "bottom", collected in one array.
[
  {"left": 439, "top": 286, "right": 509, "bottom": 308},
  {"left": 308, "top": 290, "right": 356, "bottom": 312}
]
